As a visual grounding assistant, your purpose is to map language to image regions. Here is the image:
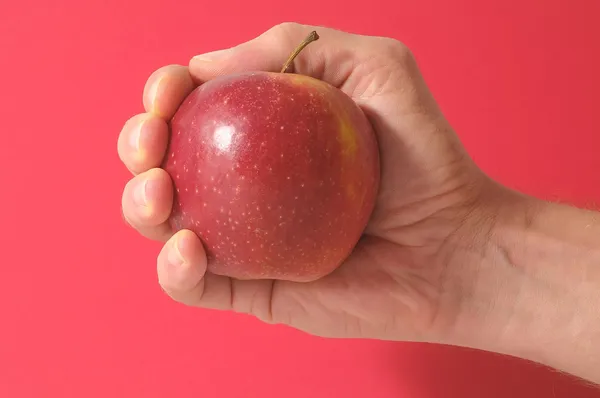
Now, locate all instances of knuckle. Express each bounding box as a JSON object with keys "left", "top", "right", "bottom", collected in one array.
[
  {"left": 271, "top": 21, "right": 304, "bottom": 35},
  {"left": 370, "top": 37, "right": 414, "bottom": 65},
  {"left": 265, "top": 22, "right": 314, "bottom": 48}
]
